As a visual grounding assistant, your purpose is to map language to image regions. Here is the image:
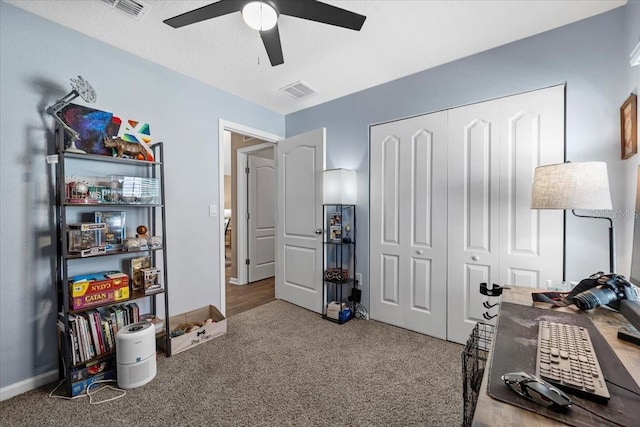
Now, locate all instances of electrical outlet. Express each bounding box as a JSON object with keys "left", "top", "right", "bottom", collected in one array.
[{"left": 355, "top": 273, "right": 363, "bottom": 287}]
